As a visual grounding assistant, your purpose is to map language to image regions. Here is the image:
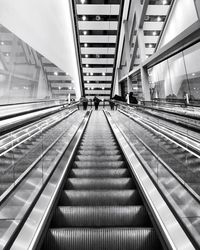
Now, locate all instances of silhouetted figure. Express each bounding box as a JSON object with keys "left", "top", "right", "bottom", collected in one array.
[
  {"left": 80, "top": 96, "right": 88, "bottom": 110},
  {"left": 112, "top": 95, "right": 126, "bottom": 102},
  {"left": 129, "top": 92, "right": 138, "bottom": 104},
  {"left": 109, "top": 100, "right": 115, "bottom": 110},
  {"left": 93, "top": 96, "right": 101, "bottom": 110}
]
